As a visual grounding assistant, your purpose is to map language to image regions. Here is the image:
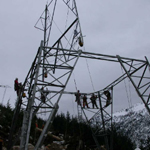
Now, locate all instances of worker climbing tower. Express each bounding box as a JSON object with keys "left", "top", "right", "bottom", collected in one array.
[
  {"left": 8, "top": 1, "right": 150, "bottom": 150},
  {"left": 81, "top": 88, "right": 114, "bottom": 150}
]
